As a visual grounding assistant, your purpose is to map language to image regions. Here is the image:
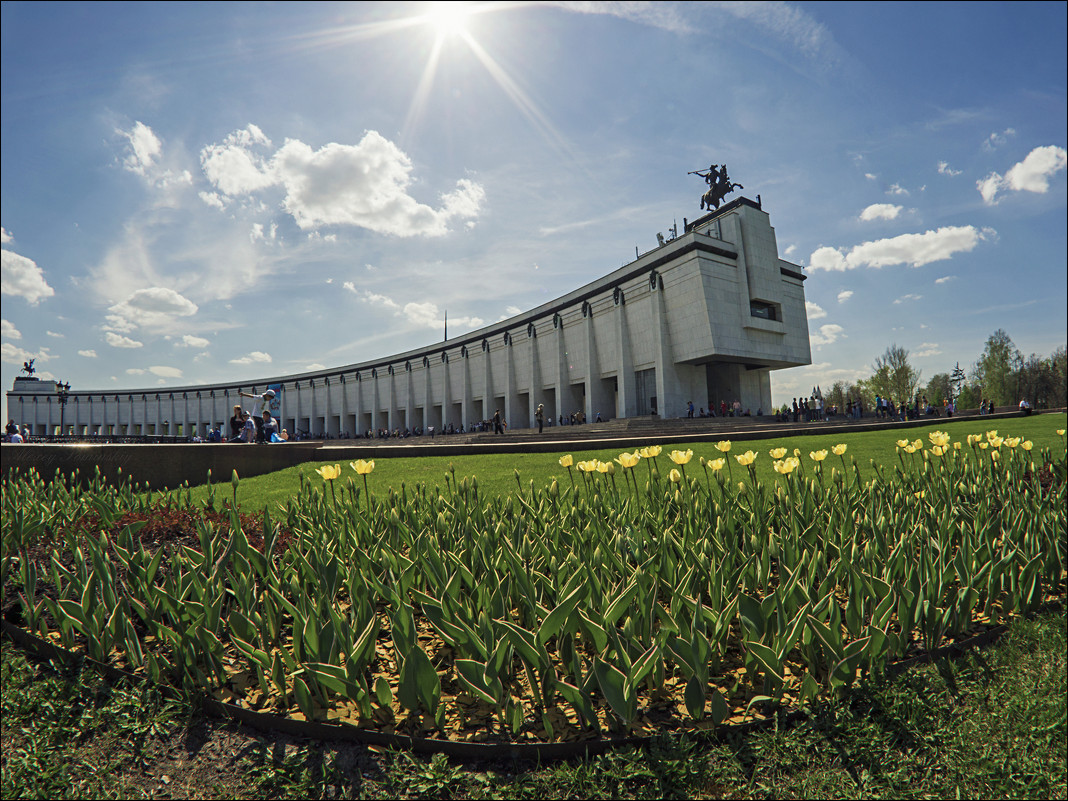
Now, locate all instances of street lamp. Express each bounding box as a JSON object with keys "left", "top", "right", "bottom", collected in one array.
[{"left": 56, "top": 380, "right": 71, "bottom": 437}]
